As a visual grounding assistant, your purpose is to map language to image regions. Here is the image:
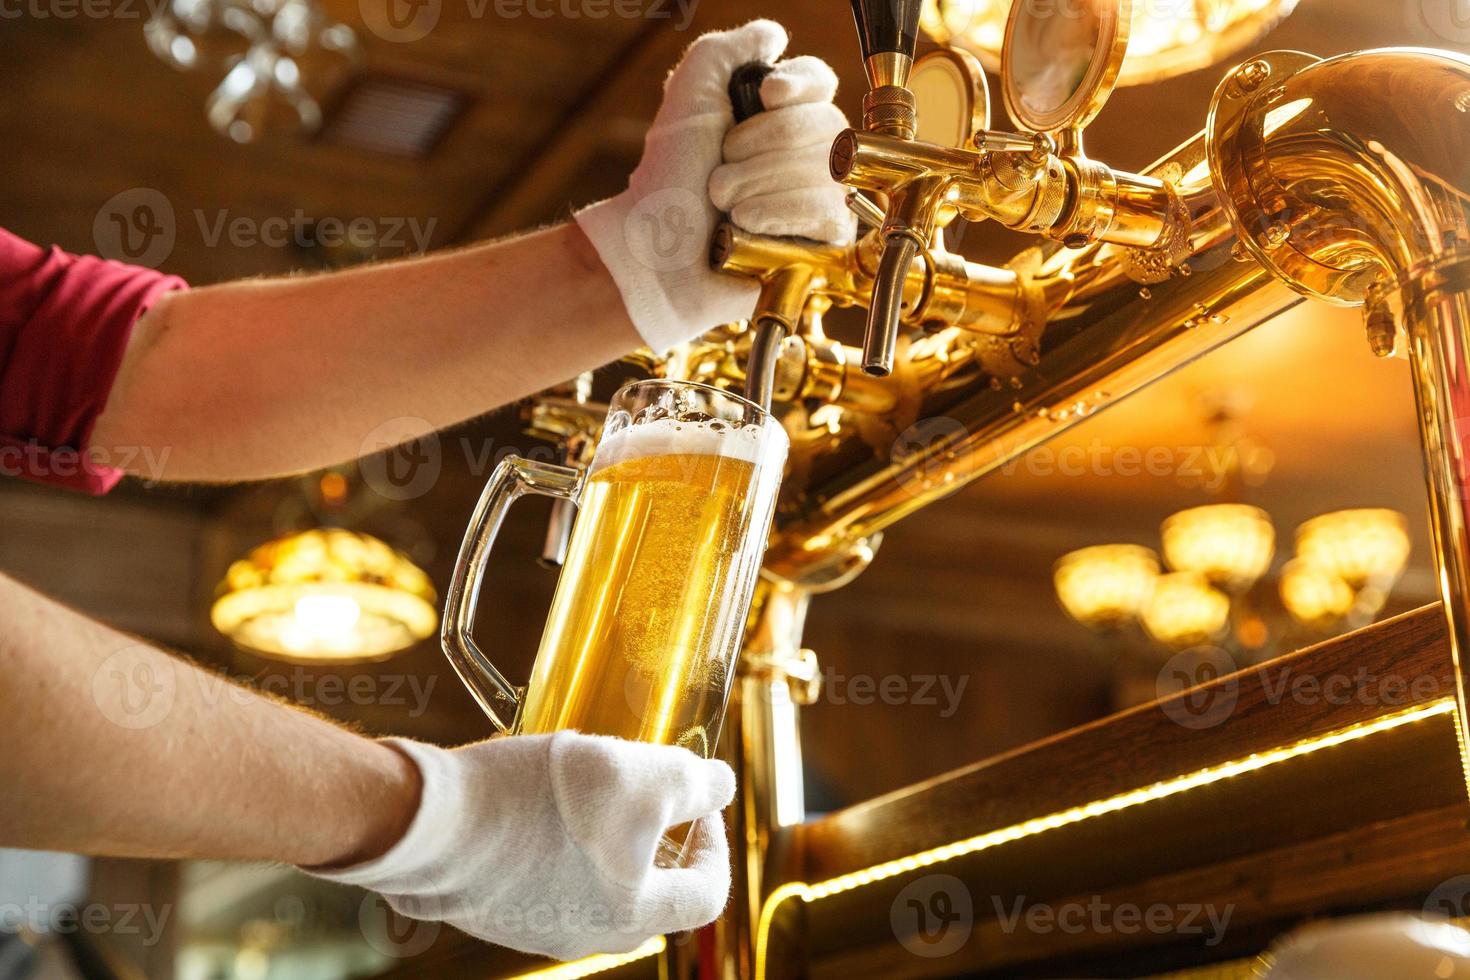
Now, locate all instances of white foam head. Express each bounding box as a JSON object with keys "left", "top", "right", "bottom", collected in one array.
[{"left": 591, "top": 416, "right": 776, "bottom": 473}]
